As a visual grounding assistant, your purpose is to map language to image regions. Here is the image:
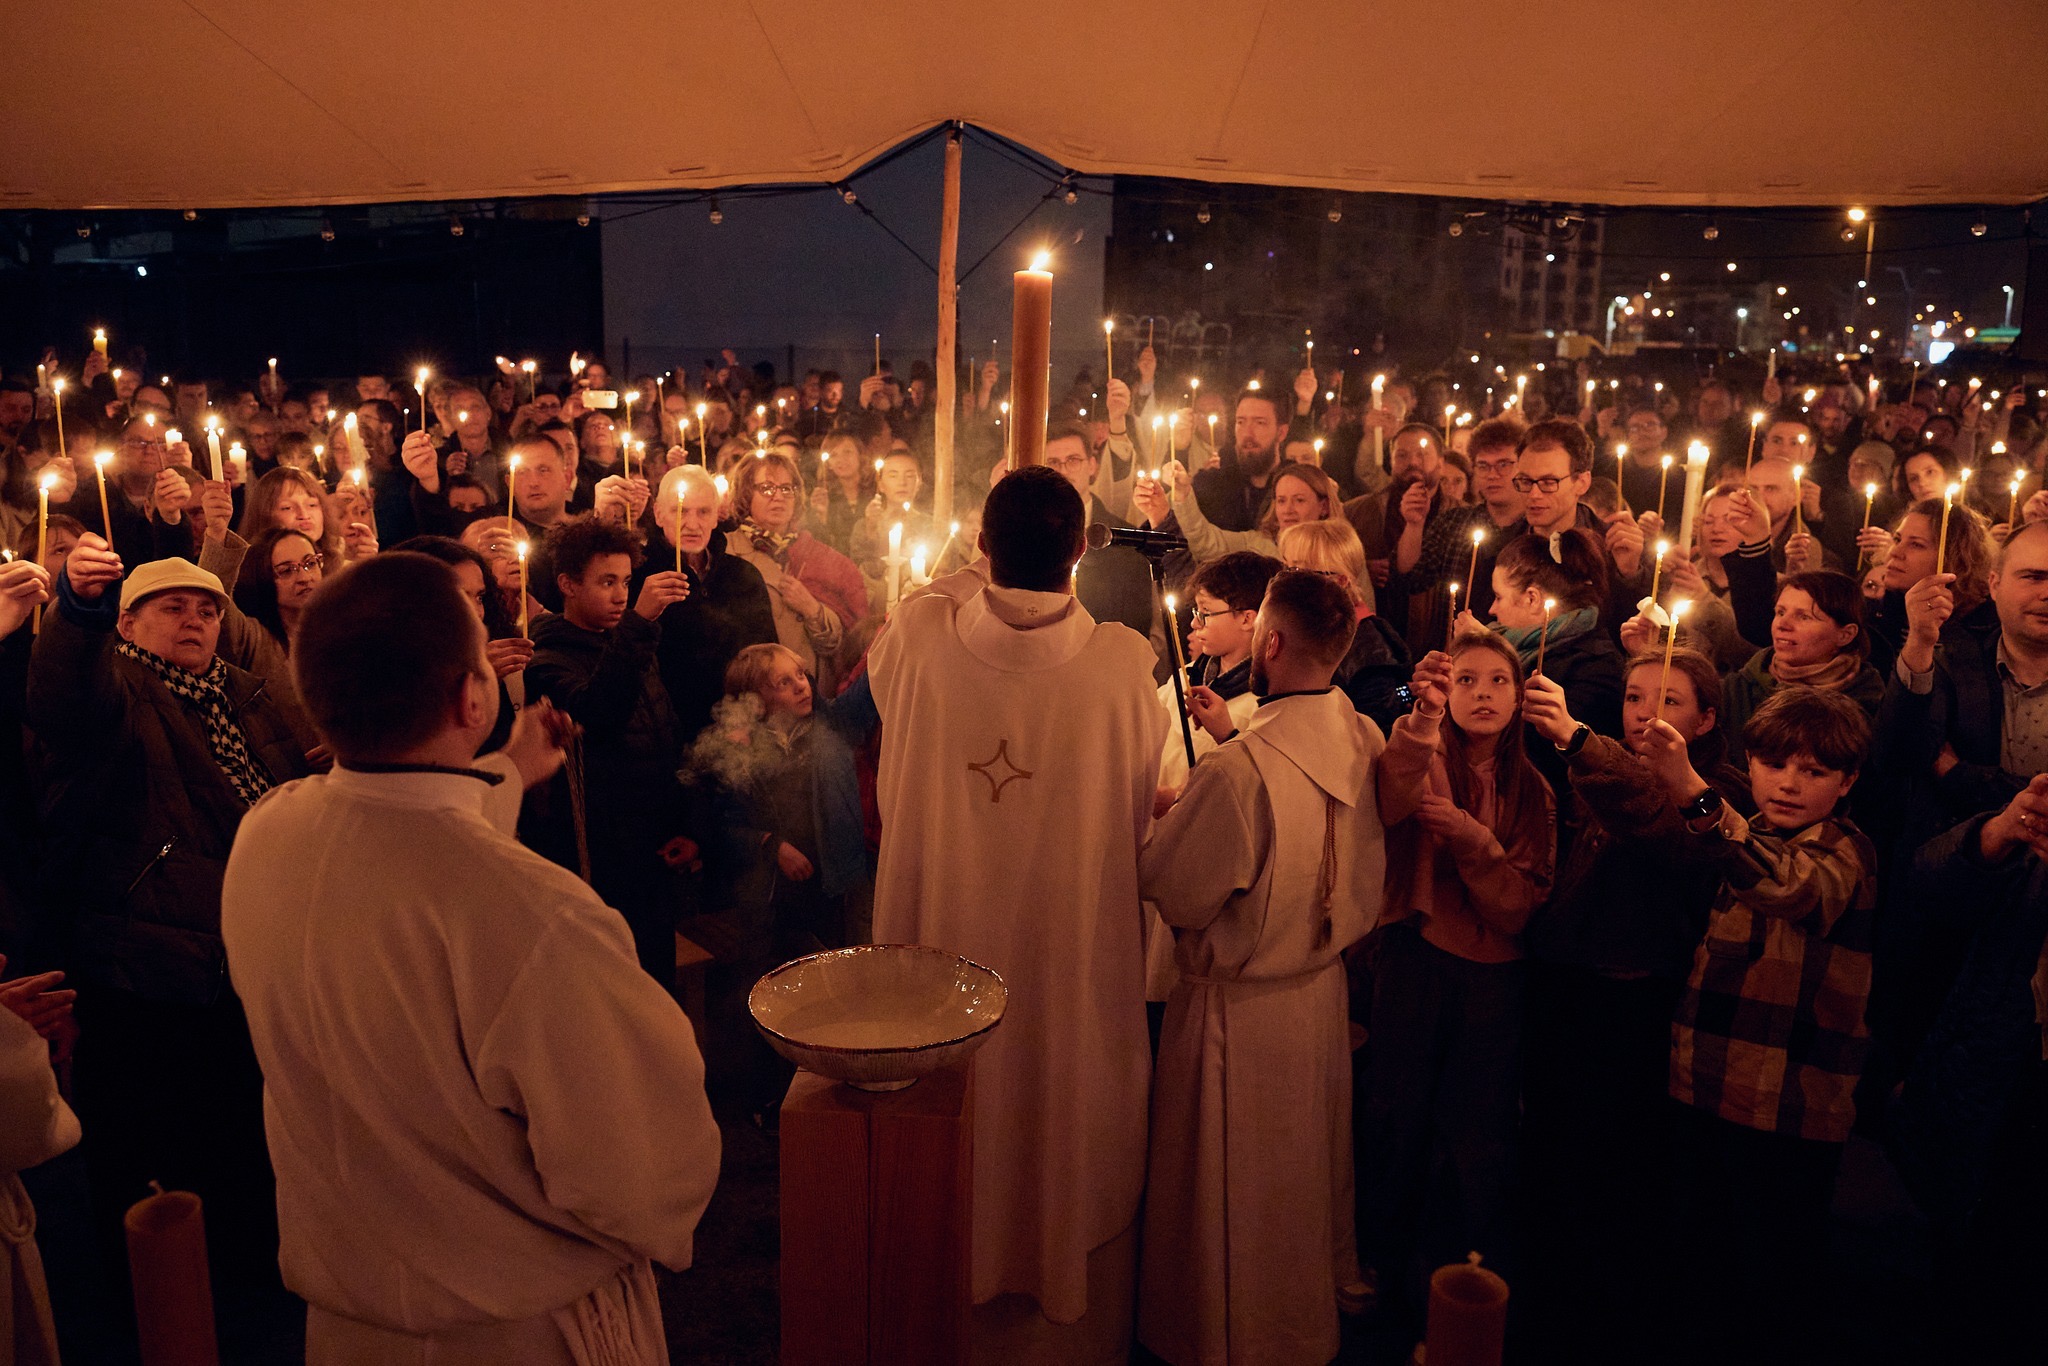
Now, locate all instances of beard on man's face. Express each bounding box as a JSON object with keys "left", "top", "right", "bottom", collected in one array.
[{"left": 1249, "top": 652, "right": 1269, "bottom": 698}]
